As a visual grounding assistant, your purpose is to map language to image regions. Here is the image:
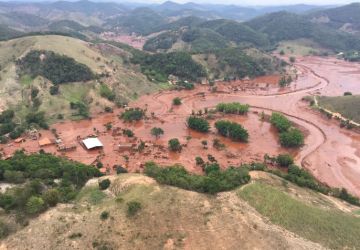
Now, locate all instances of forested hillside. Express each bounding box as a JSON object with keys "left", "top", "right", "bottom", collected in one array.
[{"left": 17, "top": 50, "right": 95, "bottom": 84}]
